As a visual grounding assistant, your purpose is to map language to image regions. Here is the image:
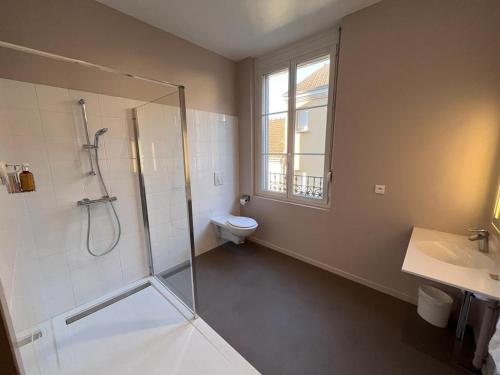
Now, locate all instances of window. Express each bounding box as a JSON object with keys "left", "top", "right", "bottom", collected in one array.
[
  {"left": 296, "top": 110, "right": 309, "bottom": 132},
  {"left": 256, "top": 50, "right": 334, "bottom": 207}
]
